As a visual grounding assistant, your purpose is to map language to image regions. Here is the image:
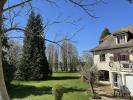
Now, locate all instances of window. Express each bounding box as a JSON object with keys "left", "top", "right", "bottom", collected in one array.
[
  {"left": 117, "top": 35, "right": 126, "bottom": 44},
  {"left": 99, "top": 70, "right": 109, "bottom": 81},
  {"left": 100, "top": 54, "right": 105, "bottom": 61},
  {"left": 114, "top": 53, "right": 129, "bottom": 61}
]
